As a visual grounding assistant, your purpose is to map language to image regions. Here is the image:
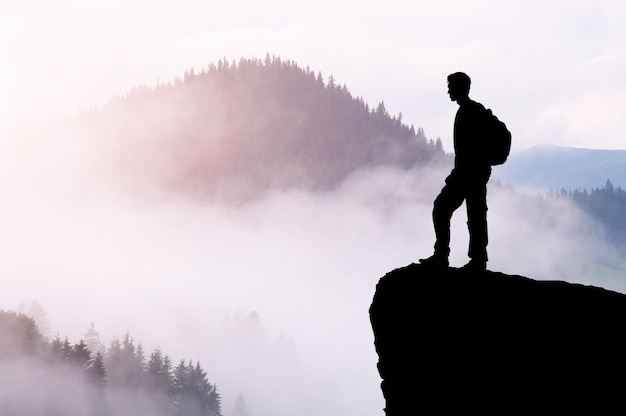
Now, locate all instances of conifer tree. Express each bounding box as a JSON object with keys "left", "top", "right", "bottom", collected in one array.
[
  {"left": 87, "top": 351, "right": 110, "bottom": 416},
  {"left": 84, "top": 322, "right": 105, "bottom": 356},
  {"left": 25, "top": 300, "right": 52, "bottom": 338},
  {"left": 173, "top": 359, "right": 190, "bottom": 414},
  {"left": 50, "top": 335, "right": 64, "bottom": 360},
  {"left": 105, "top": 338, "right": 123, "bottom": 385},
  {"left": 0, "top": 309, "right": 46, "bottom": 357},
  {"left": 435, "top": 137, "right": 444, "bottom": 152},
  {"left": 71, "top": 339, "right": 92, "bottom": 369},
  {"left": 61, "top": 336, "right": 73, "bottom": 361},
  {"left": 232, "top": 392, "right": 251, "bottom": 416},
  {"left": 146, "top": 347, "right": 175, "bottom": 413},
  {"left": 173, "top": 359, "right": 222, "bottom": 416}
]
